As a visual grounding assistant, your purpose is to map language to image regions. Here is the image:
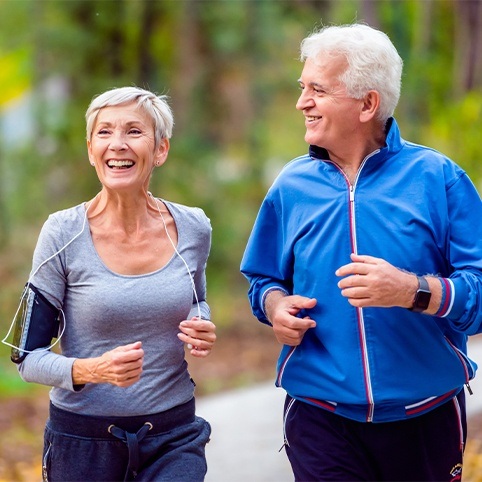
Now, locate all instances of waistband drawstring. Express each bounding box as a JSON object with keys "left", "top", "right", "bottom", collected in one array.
[{"left": 108, "top": 422, "right": 153, "bottom": 480}]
